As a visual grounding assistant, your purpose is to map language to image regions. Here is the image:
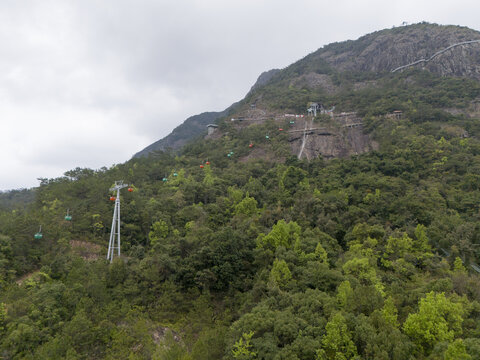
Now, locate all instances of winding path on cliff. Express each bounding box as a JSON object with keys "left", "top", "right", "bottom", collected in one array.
[
  {"left": 391, "top": 39, "right": 480, "bottom": 73},
  {"left": 297, "top": 119, "right": 310, "bottom": 160}
]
